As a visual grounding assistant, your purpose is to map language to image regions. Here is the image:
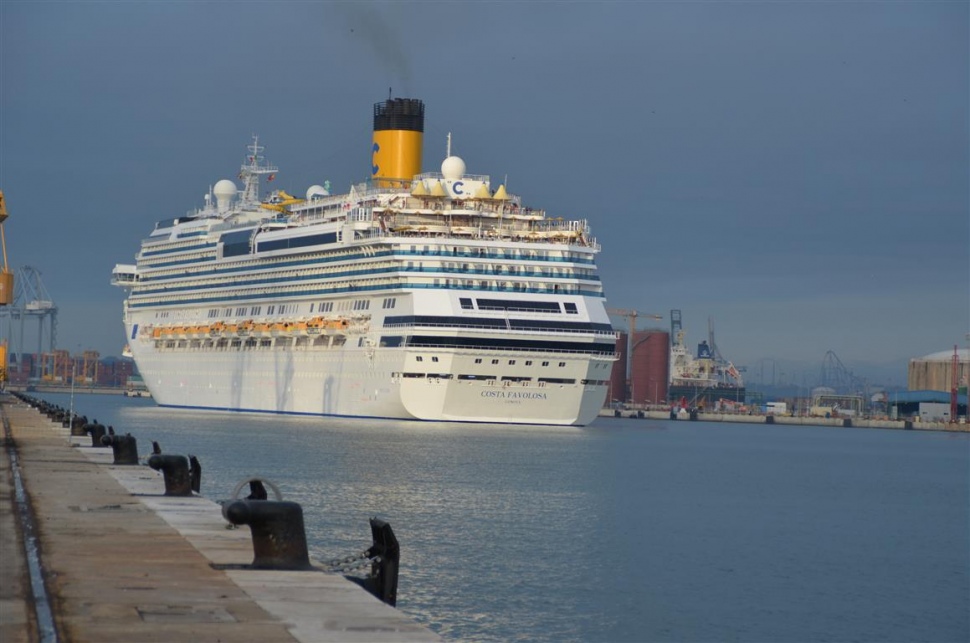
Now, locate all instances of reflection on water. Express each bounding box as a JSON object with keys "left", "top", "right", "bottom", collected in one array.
[{"left": 33, "top": 393, "right": 970, "bottom": 642}]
